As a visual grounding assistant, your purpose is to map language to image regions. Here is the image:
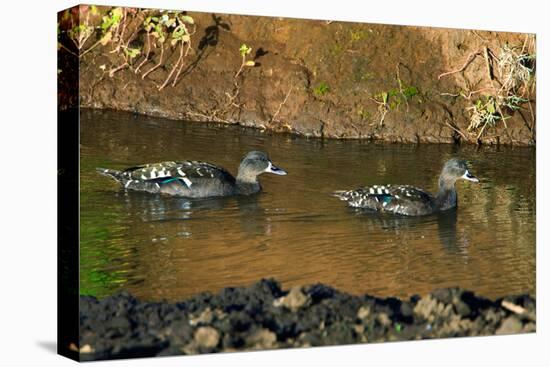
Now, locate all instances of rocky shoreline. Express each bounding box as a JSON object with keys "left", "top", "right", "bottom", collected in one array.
[{"left": 78, "top": 279, "right": 535, "bottom": 361}]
